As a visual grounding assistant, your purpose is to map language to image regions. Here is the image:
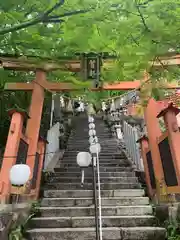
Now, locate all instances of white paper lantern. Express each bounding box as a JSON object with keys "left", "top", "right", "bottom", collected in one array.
[
  {"left": 89, "top": 136, "right": 98, "bottom": 144},
  {"left": 89, "top": 143, "right": 101, "bottom": 154},
  {"left": 77, "top": 101, "right": 85, "bottom": 112},
  {"left": 10, "top": 164, "right": 31, "bottom": 186},
  {"left": 89, "top": 129, "right": 96, "bottom": 137},
  {"left": 89, "top": 123, "right": 95, "bottom": 129},
  {"left": 80, "top": 102, "right": 85, "bottom": 112},
  {"left": 76, "top": 152, "right": 91, "bottom": 167},
  {"left": 66, "top": 99, "right": 73, "bottom": 112},
  {"left": 120, "top": 97, "right": 124, "bottom": 106},
  {"left": 102, "top": 101, "right": 106, "bottom": 112},
  {"left": 60, "top": 96, "right": 65, "bottom": 108},
  {"left": 110, "top": 99, "right": 116, "bottom": 112},
  {"left": 87, "top": 103, "right": 96, "bottom": 115},
  {"left": 88, "top": 116, "right": 94, "bottom": 123}
]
